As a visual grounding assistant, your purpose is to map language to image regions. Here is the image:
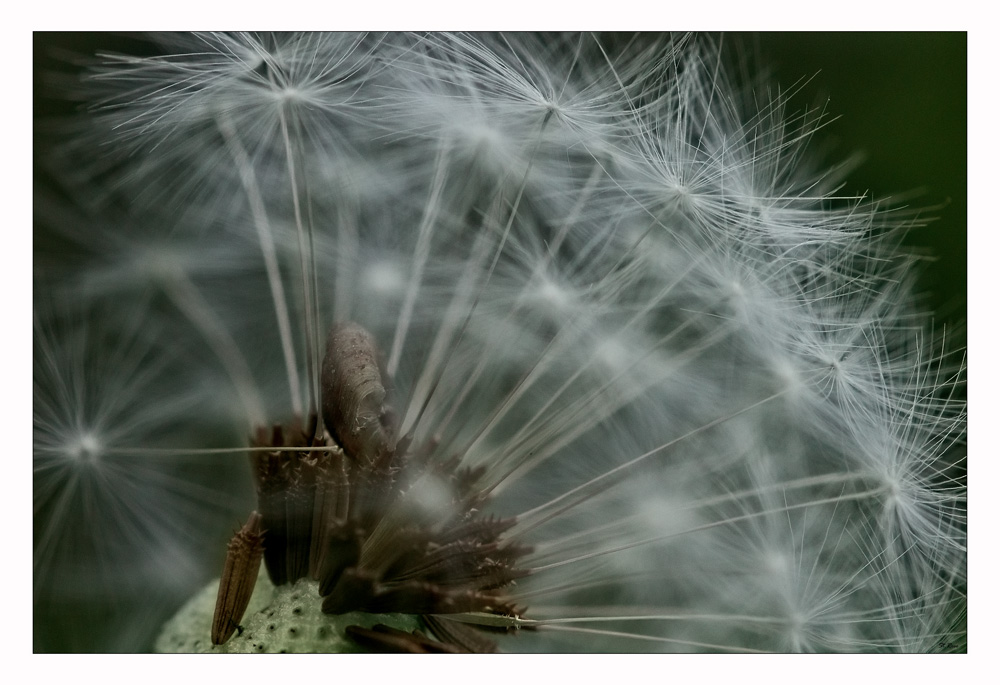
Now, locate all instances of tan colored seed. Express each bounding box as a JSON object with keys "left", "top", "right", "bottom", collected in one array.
[
  {"left": 211, "top": 510, "right": 264, "bottom": 645},
  {"left": 321, "top": 323, "right": 395, "bottom": 465}
]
